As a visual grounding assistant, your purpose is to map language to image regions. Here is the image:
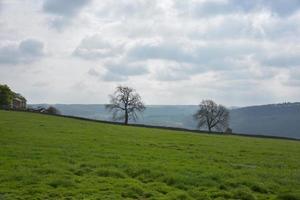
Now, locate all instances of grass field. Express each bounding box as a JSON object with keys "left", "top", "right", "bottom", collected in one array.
[{"left": 0, "top": 110, "right": 299, "bottom": 200}]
